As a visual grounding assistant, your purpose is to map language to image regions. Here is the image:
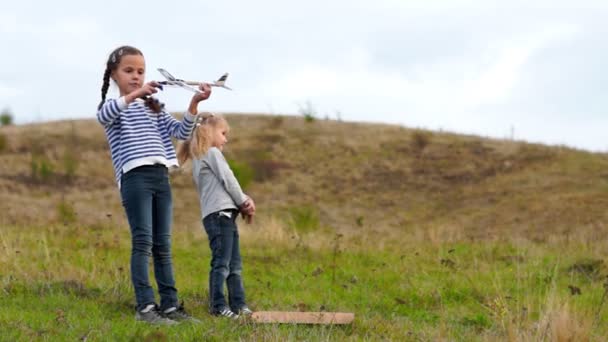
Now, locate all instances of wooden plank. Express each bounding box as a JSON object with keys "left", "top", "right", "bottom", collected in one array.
[{"left": 250, "top": 311, "right": 354, "bottom": 325}]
